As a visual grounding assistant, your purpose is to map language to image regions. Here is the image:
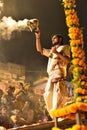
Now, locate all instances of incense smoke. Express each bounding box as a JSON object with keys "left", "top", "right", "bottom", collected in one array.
[
  {"left": 0, "top": 1, "right": 39, "bottom": 40},
  {"left": 0, "top": 1, "right": 29, "bottom": 40},
  {"left": 0, "top": 16, "right": 30, "bottom": 40}
]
